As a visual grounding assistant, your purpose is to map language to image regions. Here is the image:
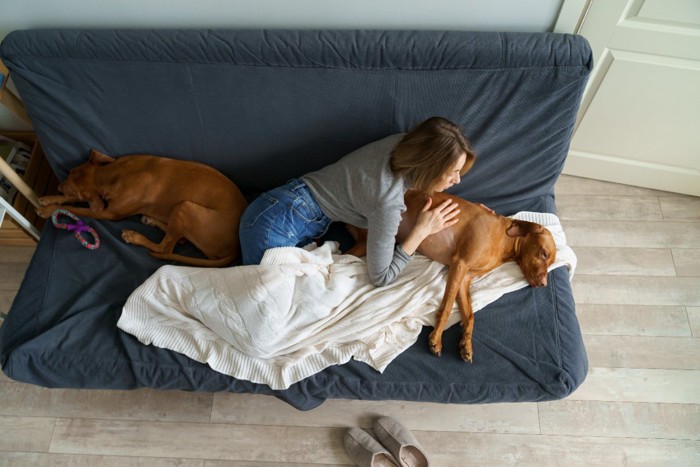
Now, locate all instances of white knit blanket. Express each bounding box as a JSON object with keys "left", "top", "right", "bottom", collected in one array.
[{"left": 118, "top": 212, "right": 576, "bottom": 390}]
